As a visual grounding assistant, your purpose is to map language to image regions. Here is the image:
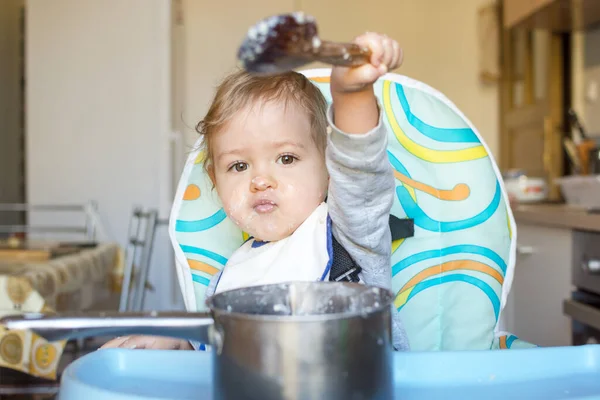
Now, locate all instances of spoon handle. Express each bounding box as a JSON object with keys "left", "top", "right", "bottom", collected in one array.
[
  {"left": 313, "top": 41, "right": 371, "bottom": 67},
  {"left": 1, "top": 311, "right": 214, "bottom": 344}
]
